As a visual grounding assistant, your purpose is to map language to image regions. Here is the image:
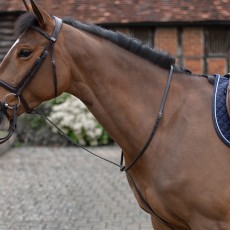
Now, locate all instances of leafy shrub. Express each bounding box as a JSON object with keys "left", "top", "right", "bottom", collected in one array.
[
  {"left": 16, "top": 103, "right": 66, "bottom": 146},
  {"left": 48, "top": 94, "right": 112, "bottom": 146},
  {"left": 16, "top": 94, "right": 112, "bottom": 146}
]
